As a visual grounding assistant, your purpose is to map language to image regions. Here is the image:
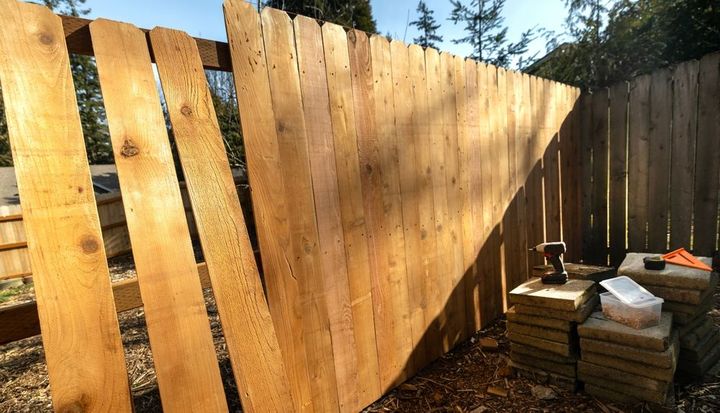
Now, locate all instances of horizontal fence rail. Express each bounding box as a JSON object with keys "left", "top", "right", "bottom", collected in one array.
[{"left": 579, "top": 52, "right": 720, "bottom": 267}]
